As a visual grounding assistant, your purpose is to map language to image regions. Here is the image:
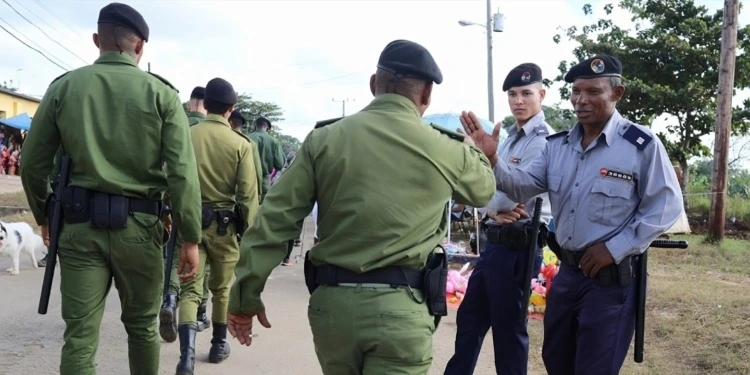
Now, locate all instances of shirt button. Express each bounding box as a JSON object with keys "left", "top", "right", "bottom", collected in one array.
[
  {"left": 568, "top": 236, "right": 572, "bottom": 240},
  {"left": 580, "top": 156, "right": 585, "bottom": 160},
  {"left": 570, "top": 209, "right": 575, "bottom": 214},
  {"left": 575, "top": 183, "right": 579, "bottom": 187}
]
